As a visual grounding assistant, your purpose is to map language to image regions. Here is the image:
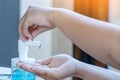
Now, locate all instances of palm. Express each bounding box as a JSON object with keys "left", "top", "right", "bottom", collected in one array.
[
  {"left": 46, "top": 55, "right": 70, "bottom": 68},
  {"left": 17, "top": 54, "right": 78, "bottom": 80},
  {"left": 35, "top": 54, "right": 77, "bottom": 79}
]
